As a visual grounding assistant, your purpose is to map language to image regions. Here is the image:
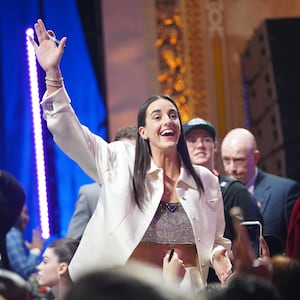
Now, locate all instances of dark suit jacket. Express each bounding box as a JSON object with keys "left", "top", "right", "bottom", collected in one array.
[
  {"left": 0, "top": 170, "right": 25, "bottom": 269},
  {"left": 67, "top": 182, "right": 100, "bottom": 240},
  {"left": 208, "top": 174, "right": 263, "bottom": 283},
  {"left": 254, "top": 168, "right": 300, "bottom": 244},
  {"left": 219, "top": 174, "right": 263, "bottom": 241}
]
